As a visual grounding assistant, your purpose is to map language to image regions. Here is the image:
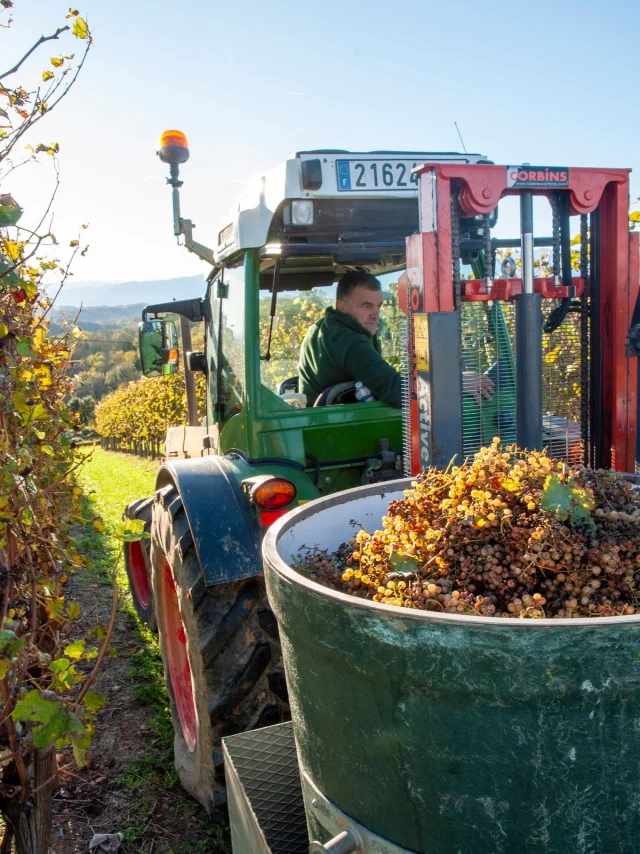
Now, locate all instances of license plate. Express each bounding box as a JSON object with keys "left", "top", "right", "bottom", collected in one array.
[{"left": 335, "top": 159, "right": 420, "bottom": 192}]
